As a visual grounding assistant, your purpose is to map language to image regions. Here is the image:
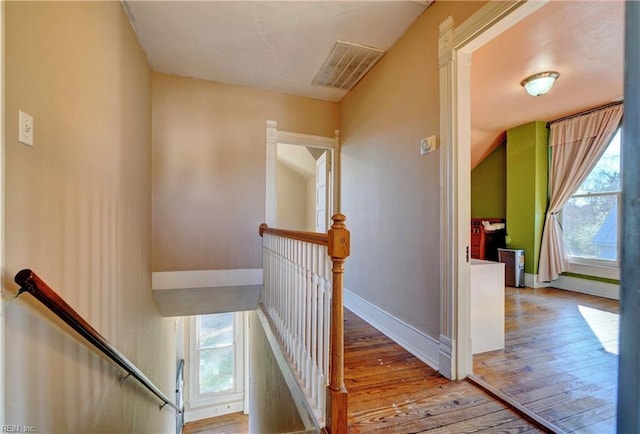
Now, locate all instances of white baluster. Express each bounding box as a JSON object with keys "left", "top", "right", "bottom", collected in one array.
[
  {"left": 259, "top": 226, "right": 349, "bottom": 427},
  {"left": 285, "top": 239, "right": 293, "bottom": 357},
  {"left": 295, "top": 239, "right": 303, "bottom": 373},
  {"left": 278, "top": 236, "right": 284, "bottom": 339},
  {"left": 308, "top": 254, "right": 316, "bottom": 396},
  {"left": 298, "top": 240, "right": 305, "bottom": 375}
]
